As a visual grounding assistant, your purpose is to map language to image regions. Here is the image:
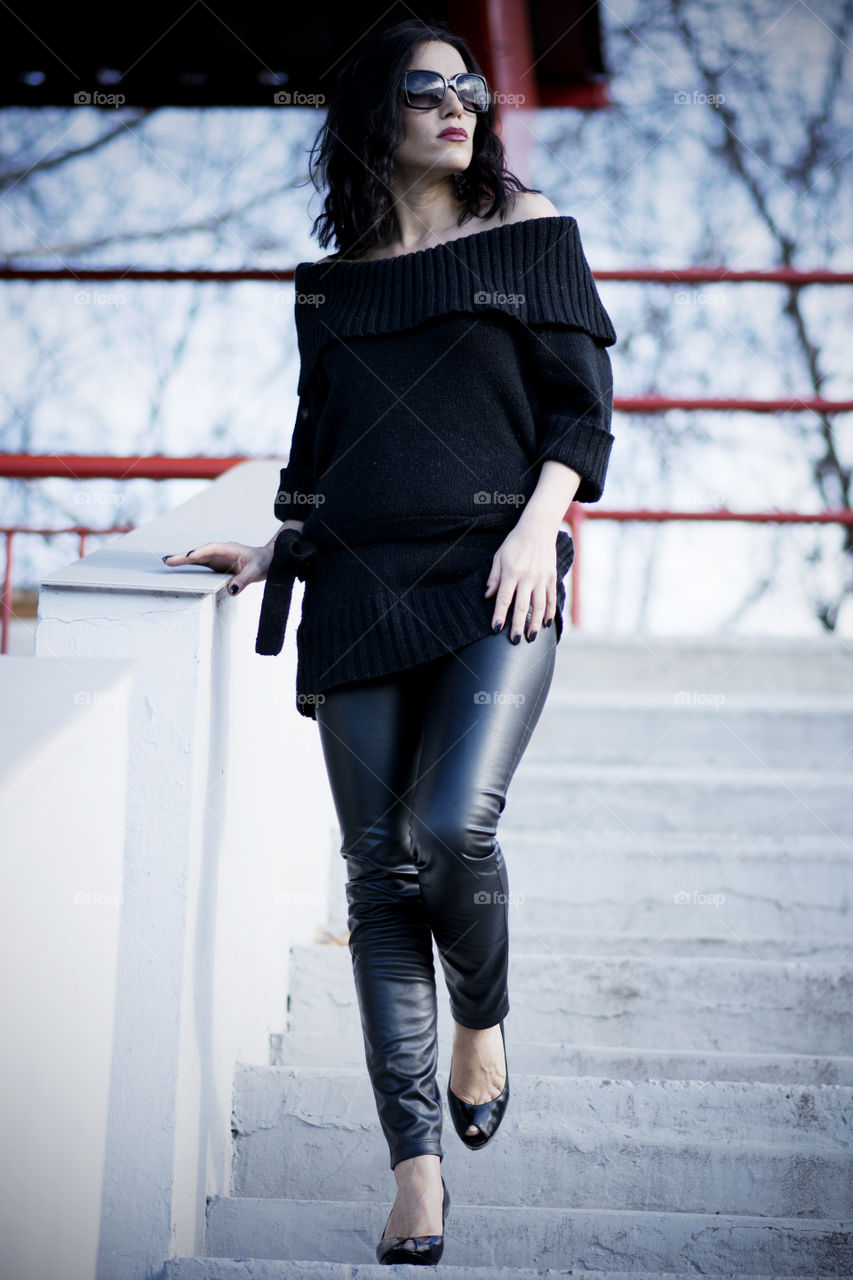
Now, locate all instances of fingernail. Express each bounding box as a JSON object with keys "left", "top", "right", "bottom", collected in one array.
[
  {"left": 186, "top": 549, "right": 196, "bottom": 556},
  {"left": 544, "top": 618, "right": 553, "bottom": 627},
  {"left": 492, "top": 621, "right": 502, "bottom": 633},
  {"left": 511, "top": 632, "right": 521, "bottom": 644},
  {"left": 228, "top": 583, "right": 239, "bottom": 595},
  {"left": 483, "top": 587, "right": 490, "bottom": 596},
  {"left": 161, "top": 554, "right": 172, "bottom": 563},
  {"left": 527, "top": 630, "right": 538, "bottom": 643}
]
